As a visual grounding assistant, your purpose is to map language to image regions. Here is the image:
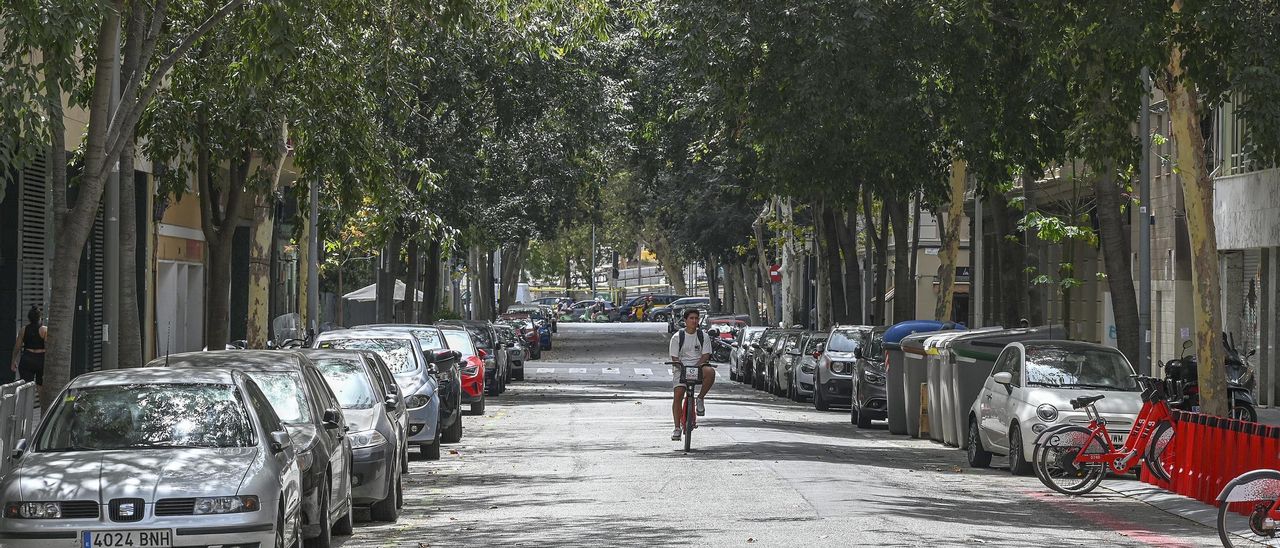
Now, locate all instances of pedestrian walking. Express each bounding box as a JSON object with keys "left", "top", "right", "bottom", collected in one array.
[{"left": 9, "top": 306, "right": 46, "bottom": 407}]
